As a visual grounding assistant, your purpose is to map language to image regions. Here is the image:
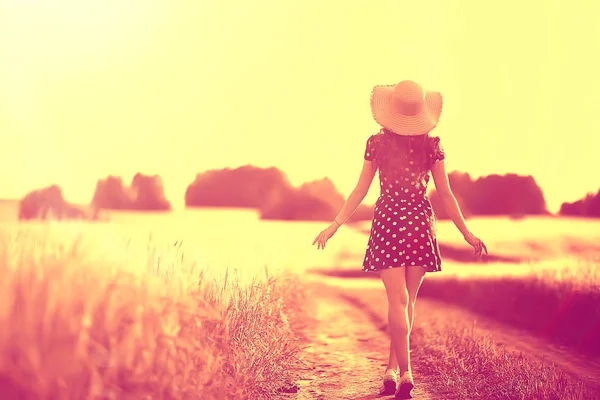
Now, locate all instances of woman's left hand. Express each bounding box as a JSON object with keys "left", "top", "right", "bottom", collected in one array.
[{"left": 312, "top": 224, "right": 338, "bottom": 250}]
